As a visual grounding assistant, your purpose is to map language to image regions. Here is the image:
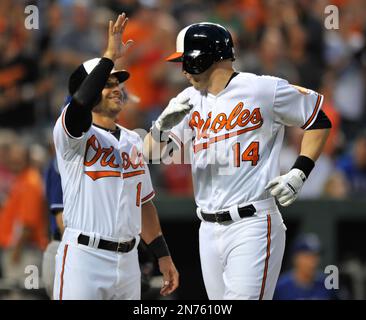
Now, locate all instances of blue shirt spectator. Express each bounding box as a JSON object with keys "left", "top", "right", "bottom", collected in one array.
[
  {"left": 44, "top": 158, "right": 64, "bottom": 240},
  {"left": 274, "top": 234, "right": 338, "bottom": 300},
  {"left": 274, "top": 271, "right": 336, "bottom": 300},
  {"left": 336, "top": 130, "right": 366, "bottom": 197}
]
